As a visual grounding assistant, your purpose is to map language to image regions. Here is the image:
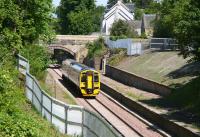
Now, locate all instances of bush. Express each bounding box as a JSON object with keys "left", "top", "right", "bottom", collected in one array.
[
  {"left": 20, "top": 45, "right": 51, "bottom": 79},
  {"left": 109, "top": 35, "right": 127, "bottom": 41},
  {"left": 87, "top": 37, "right": 107, "bottom": 59},
  {"left": 109, "top": 19, "right": 137, "bottom": 38}
]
